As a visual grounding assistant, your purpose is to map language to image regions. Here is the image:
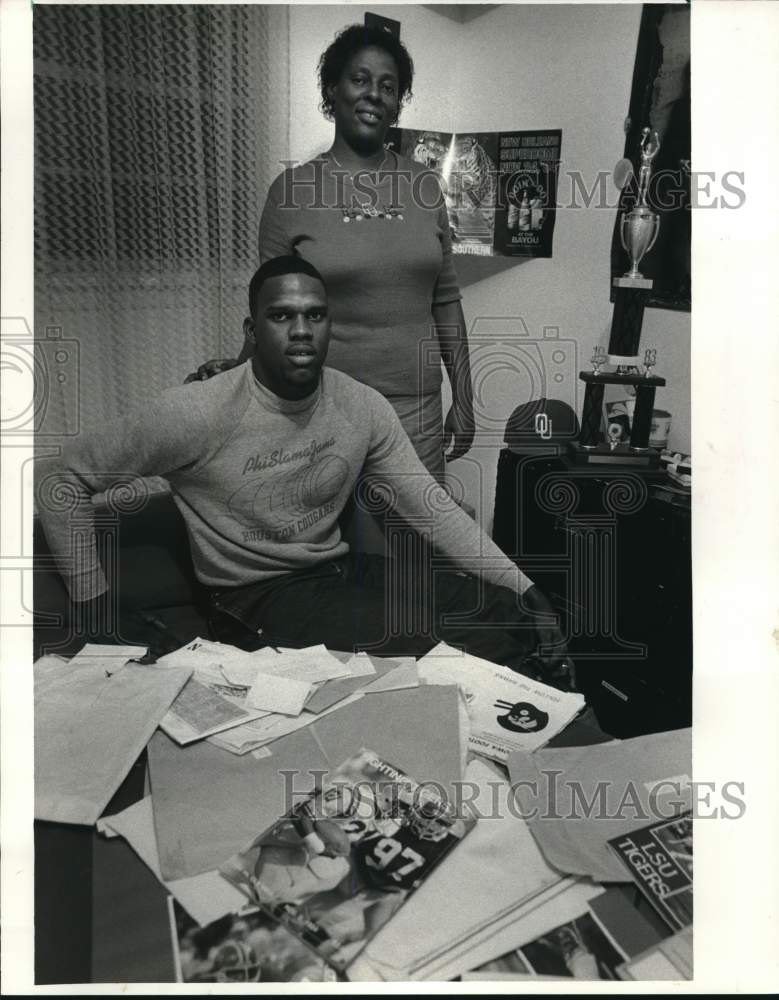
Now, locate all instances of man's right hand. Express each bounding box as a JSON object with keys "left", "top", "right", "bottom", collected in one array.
[{"left": 183, "top": 357, "right": 239, "bottom": 384}]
